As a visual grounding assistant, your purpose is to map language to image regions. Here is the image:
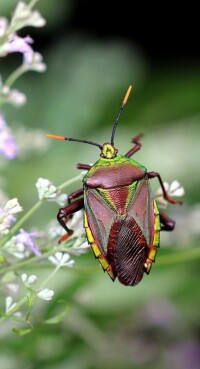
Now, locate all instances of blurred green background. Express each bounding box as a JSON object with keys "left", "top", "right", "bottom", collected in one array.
[{"left": 0, "top": 1, "right": 200, "bottom": 369}]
